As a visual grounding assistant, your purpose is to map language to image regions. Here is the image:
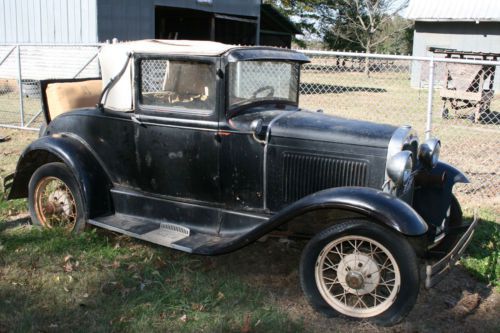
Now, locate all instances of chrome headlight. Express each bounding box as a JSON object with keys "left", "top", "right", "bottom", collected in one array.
[
  {"left": 387, "top": 151, "right": 413, "bottom": 186},
  {"left": 418, "top": 138, "right": 441, "bottom": 169}
]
